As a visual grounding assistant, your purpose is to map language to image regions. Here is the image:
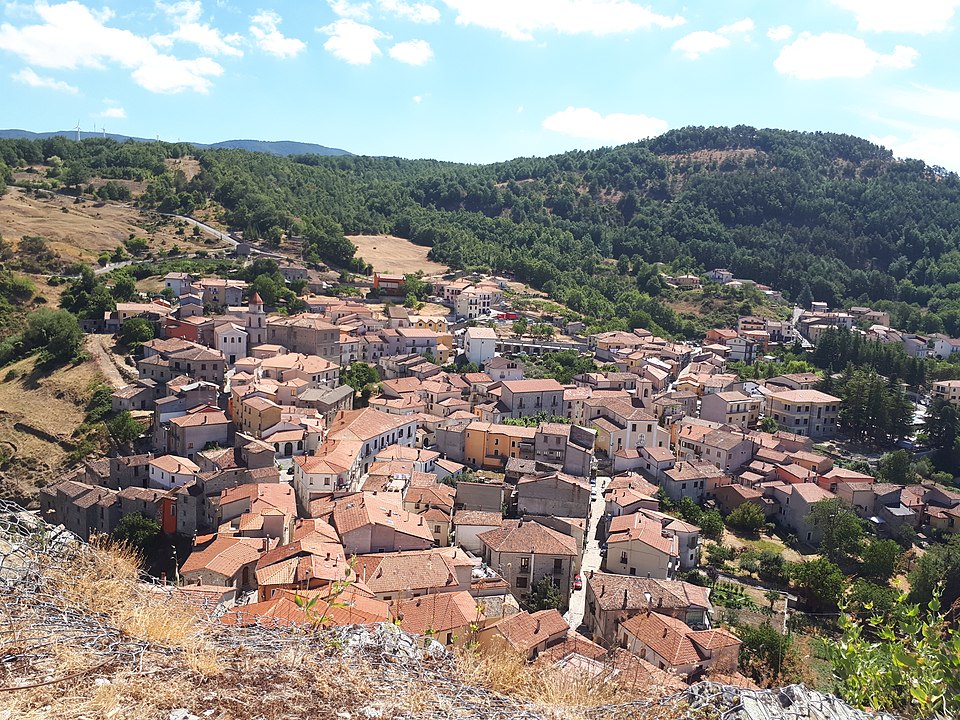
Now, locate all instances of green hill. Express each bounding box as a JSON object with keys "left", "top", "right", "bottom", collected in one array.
[{"left": 2, "top": 126, "right": 959, "bottom": 338}]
